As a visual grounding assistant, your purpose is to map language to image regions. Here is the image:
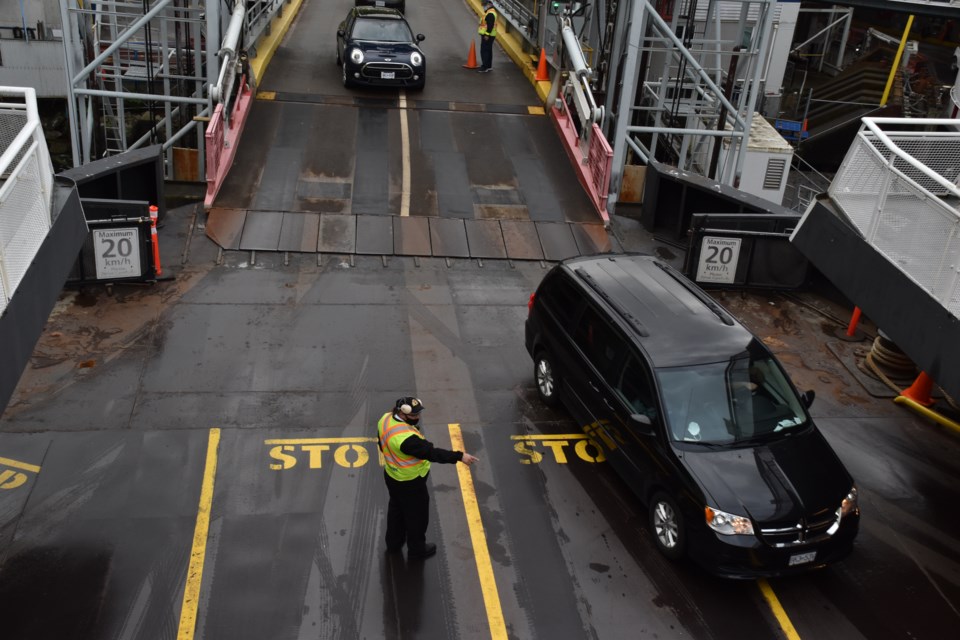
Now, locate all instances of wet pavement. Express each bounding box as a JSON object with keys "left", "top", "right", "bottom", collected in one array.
[
  {"left": 2, "top": 0, "right": 960, "bottom": 636},
  {"left": 0, "top": 201, "right": 958, "bottom": 639}
]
